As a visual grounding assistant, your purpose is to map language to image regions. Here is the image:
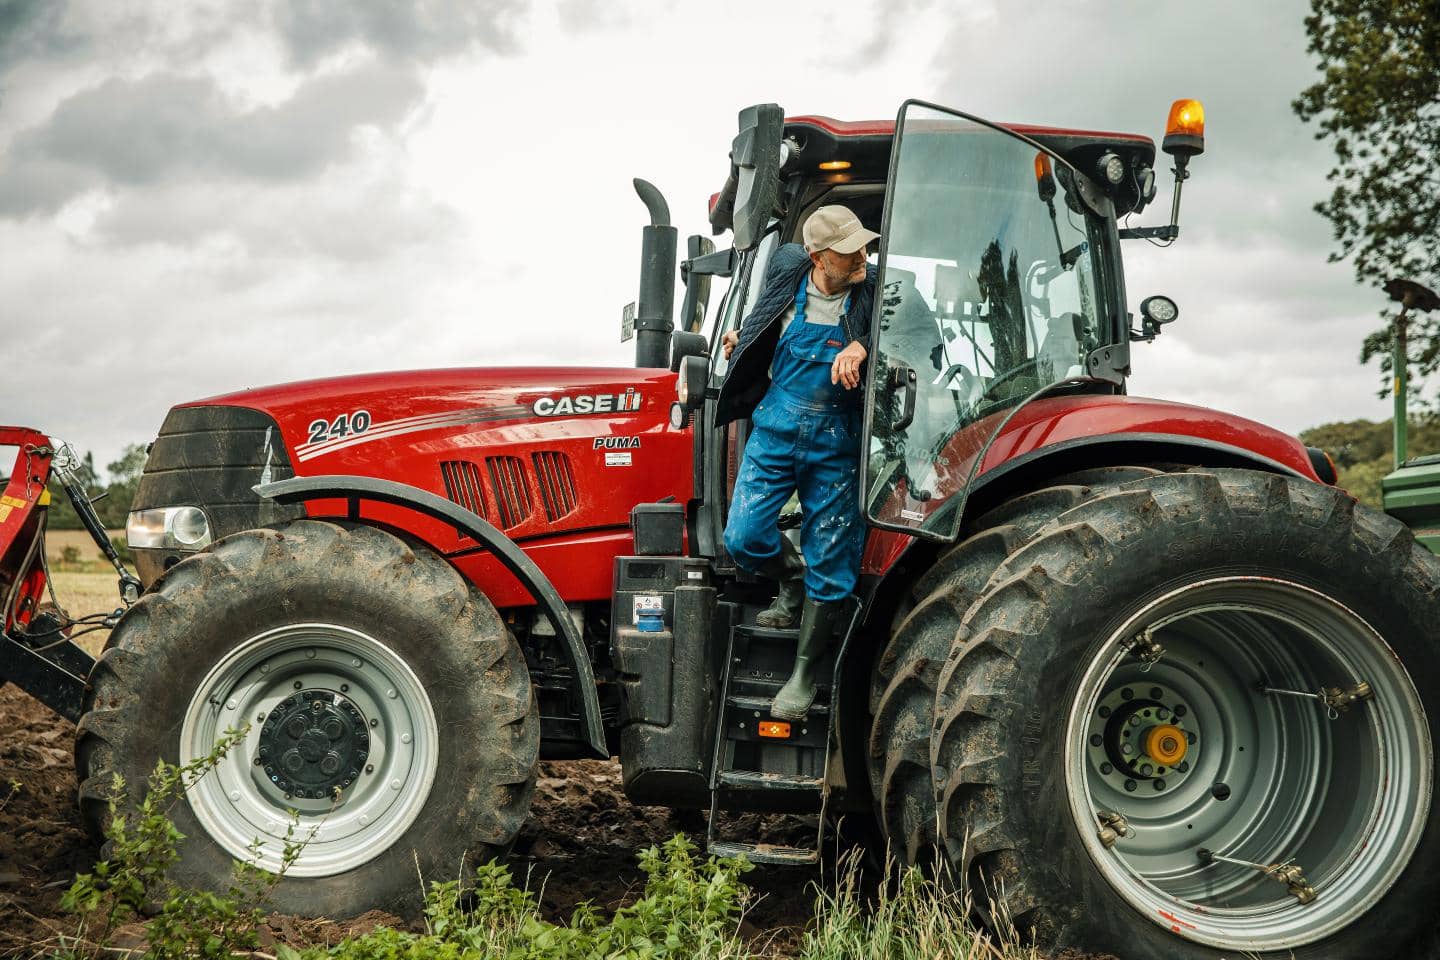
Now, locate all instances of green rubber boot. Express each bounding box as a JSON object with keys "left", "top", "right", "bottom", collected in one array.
[
  {"left": 754, "top": 537, "right": 805, "bottom": 629},
  {"left": 771, "top": 598, "right": 842, "bottom": 720}
]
